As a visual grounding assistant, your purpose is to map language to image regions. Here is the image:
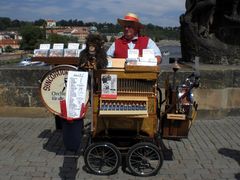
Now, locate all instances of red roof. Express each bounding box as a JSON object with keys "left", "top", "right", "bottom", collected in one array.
[
  {"left": 0, "top": 39, "right": 20, "bottom": 48},
  {"left": 46, "top": 19, "right": 56, "bottom": 22}
]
